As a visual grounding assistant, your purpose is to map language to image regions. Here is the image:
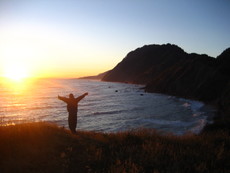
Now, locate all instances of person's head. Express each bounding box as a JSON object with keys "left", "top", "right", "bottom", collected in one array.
[{"left": 69, "top": 93, "right": 74, "bottom": 99}]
